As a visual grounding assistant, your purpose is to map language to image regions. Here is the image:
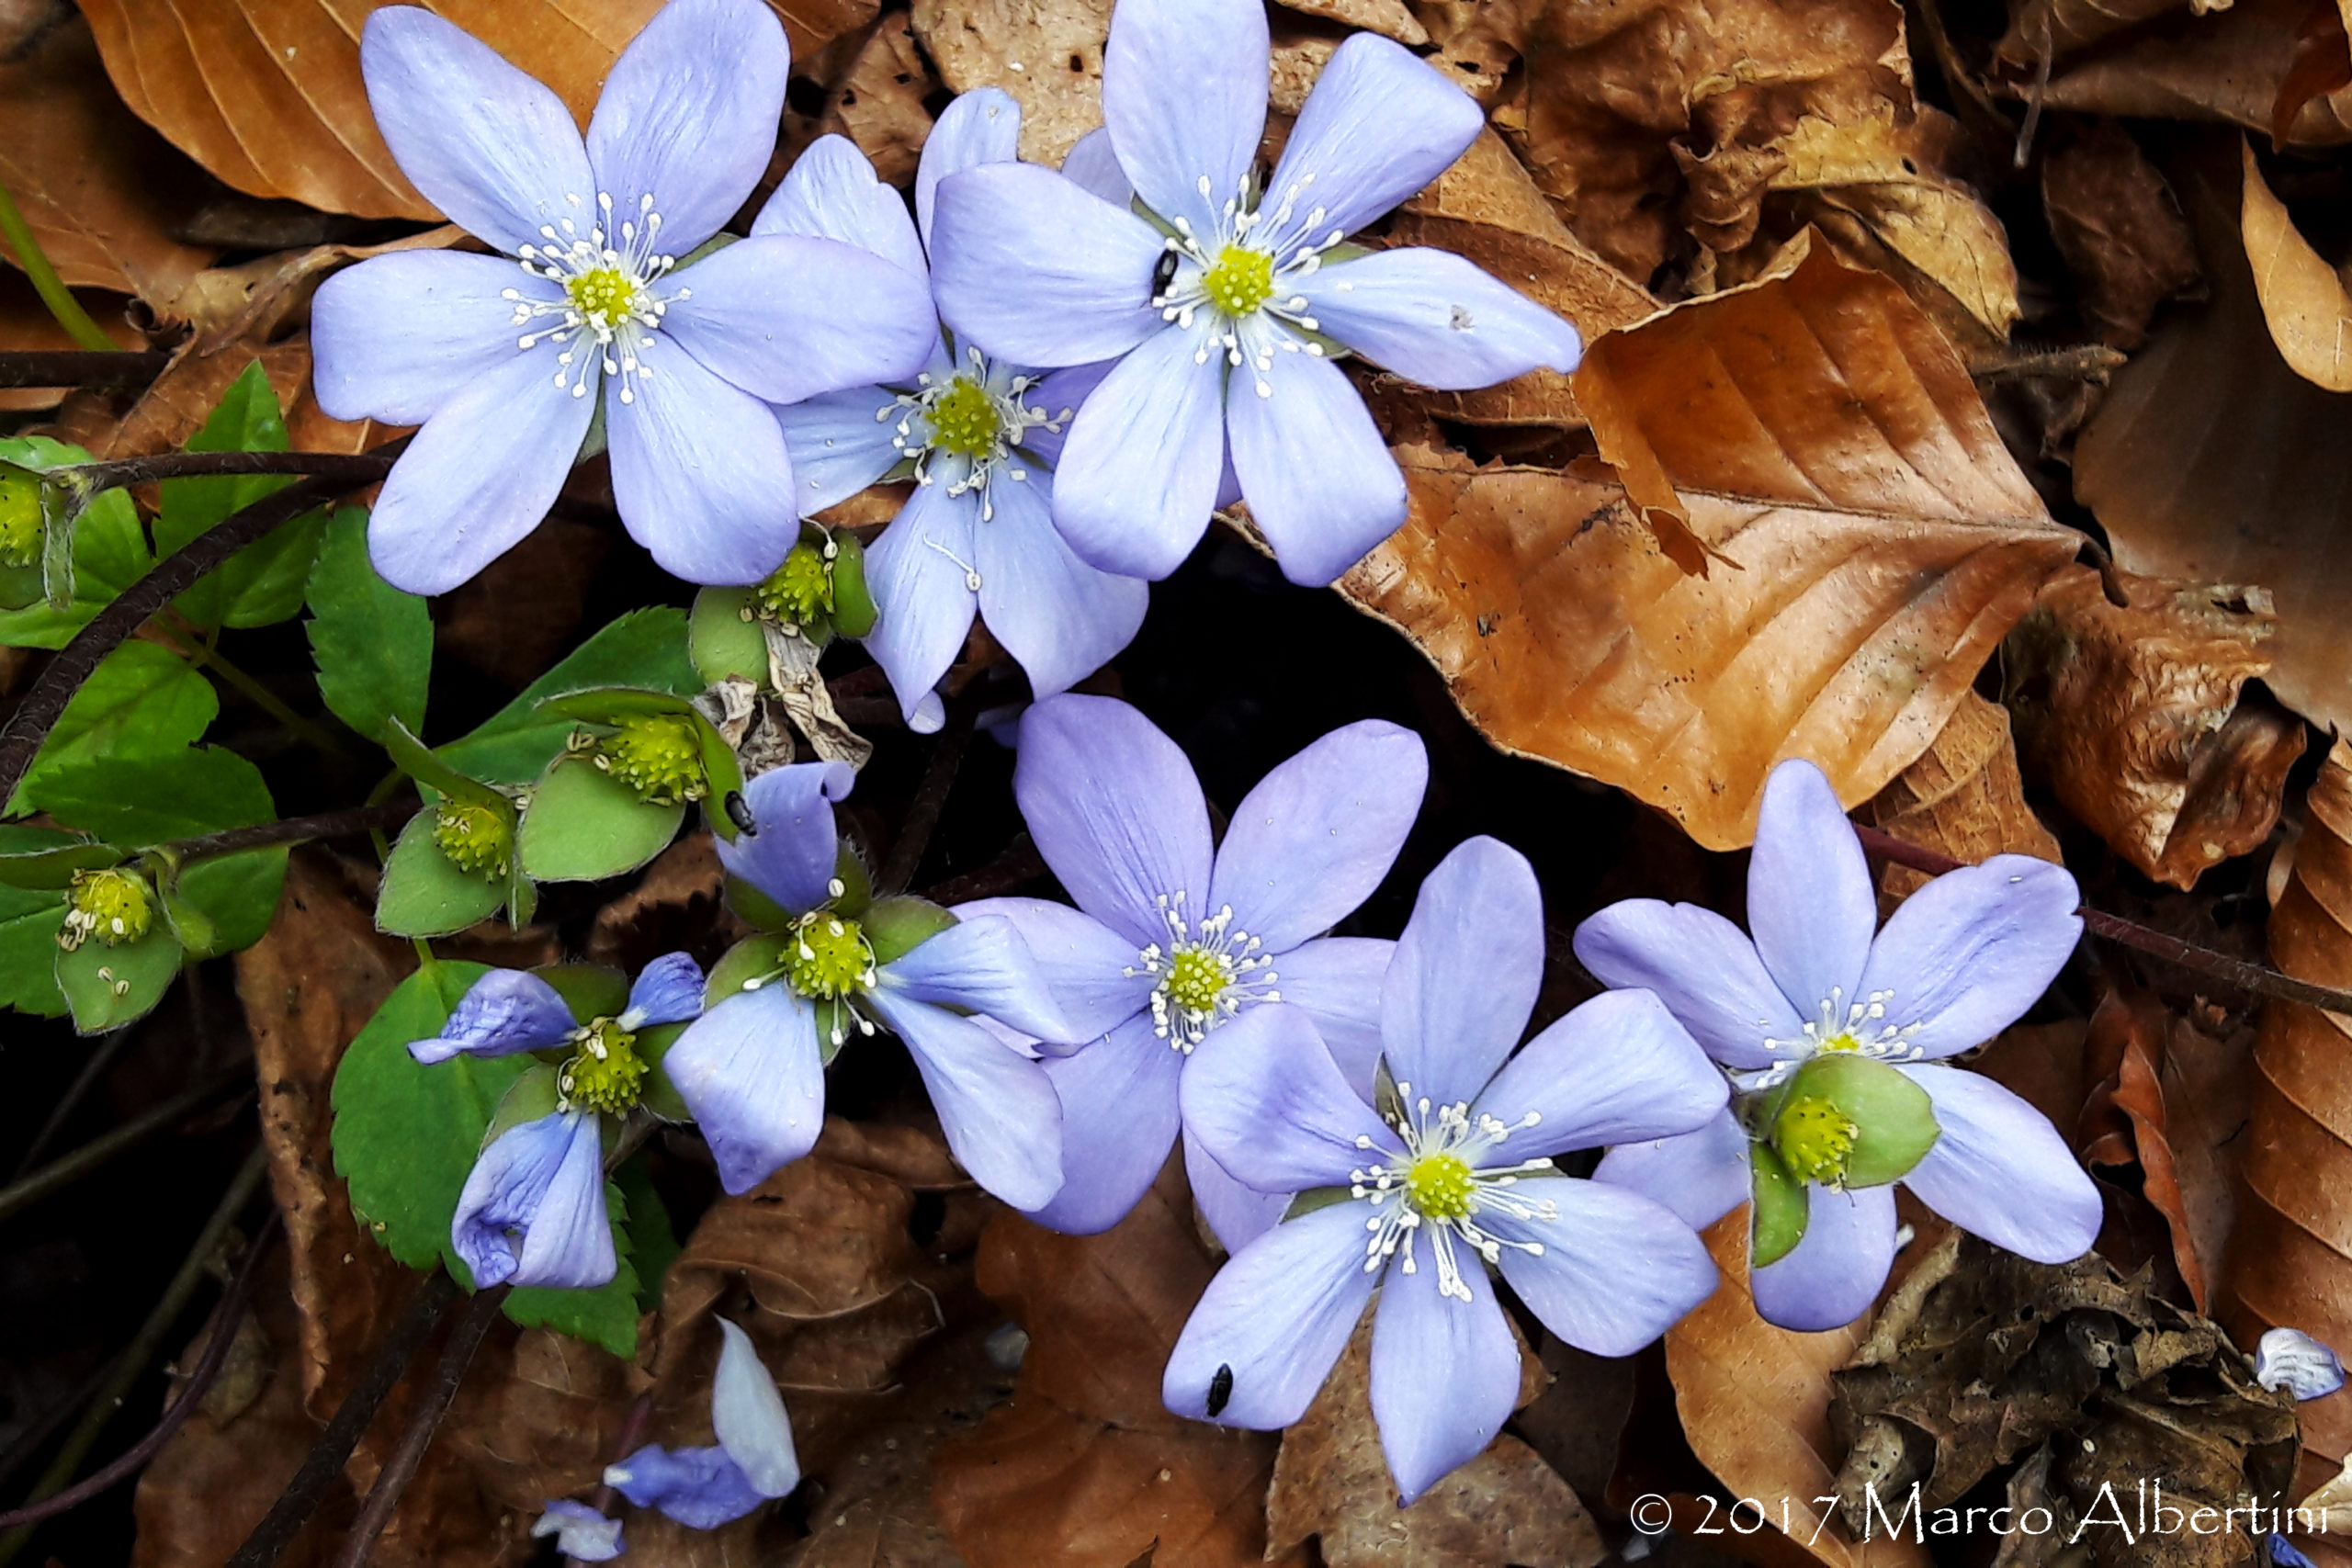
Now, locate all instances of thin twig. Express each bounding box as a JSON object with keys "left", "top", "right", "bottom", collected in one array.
[
  {"left": 326, "top": 1284, "right": 510, "bottom": 1568},
  {"left": 69, "top": 450, "right": 399, "bottom": 495},
  {"left": 882, "top": 700, "right": 977, "bottom": 892},
  {"left": 0, "top": 438, "right": 410, "bottom": 806},
  {"left": 0, "top": 352, "right": 175, "bottom": 390},
  {"left": 0, "top": 1215, "right": 280, "bottom": 1530},
  {"left": 0, "top": 1066, "right": 251, "bottom": 1227},
  {"left": 1853, "top": 824, "right": 2352, "bottom": 1018},
  {"left": 10, "top": 1017, "right": 146, "bottom": 1178},
  {"left": 1969, "top": 344, "right": 2129, "bottom": 384},
  {"left": 225, "top": 1271, "right": 464, "bottom": 1568},
  {"left": 171, "top": 803, "right": 420, "bottom": 865}
]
